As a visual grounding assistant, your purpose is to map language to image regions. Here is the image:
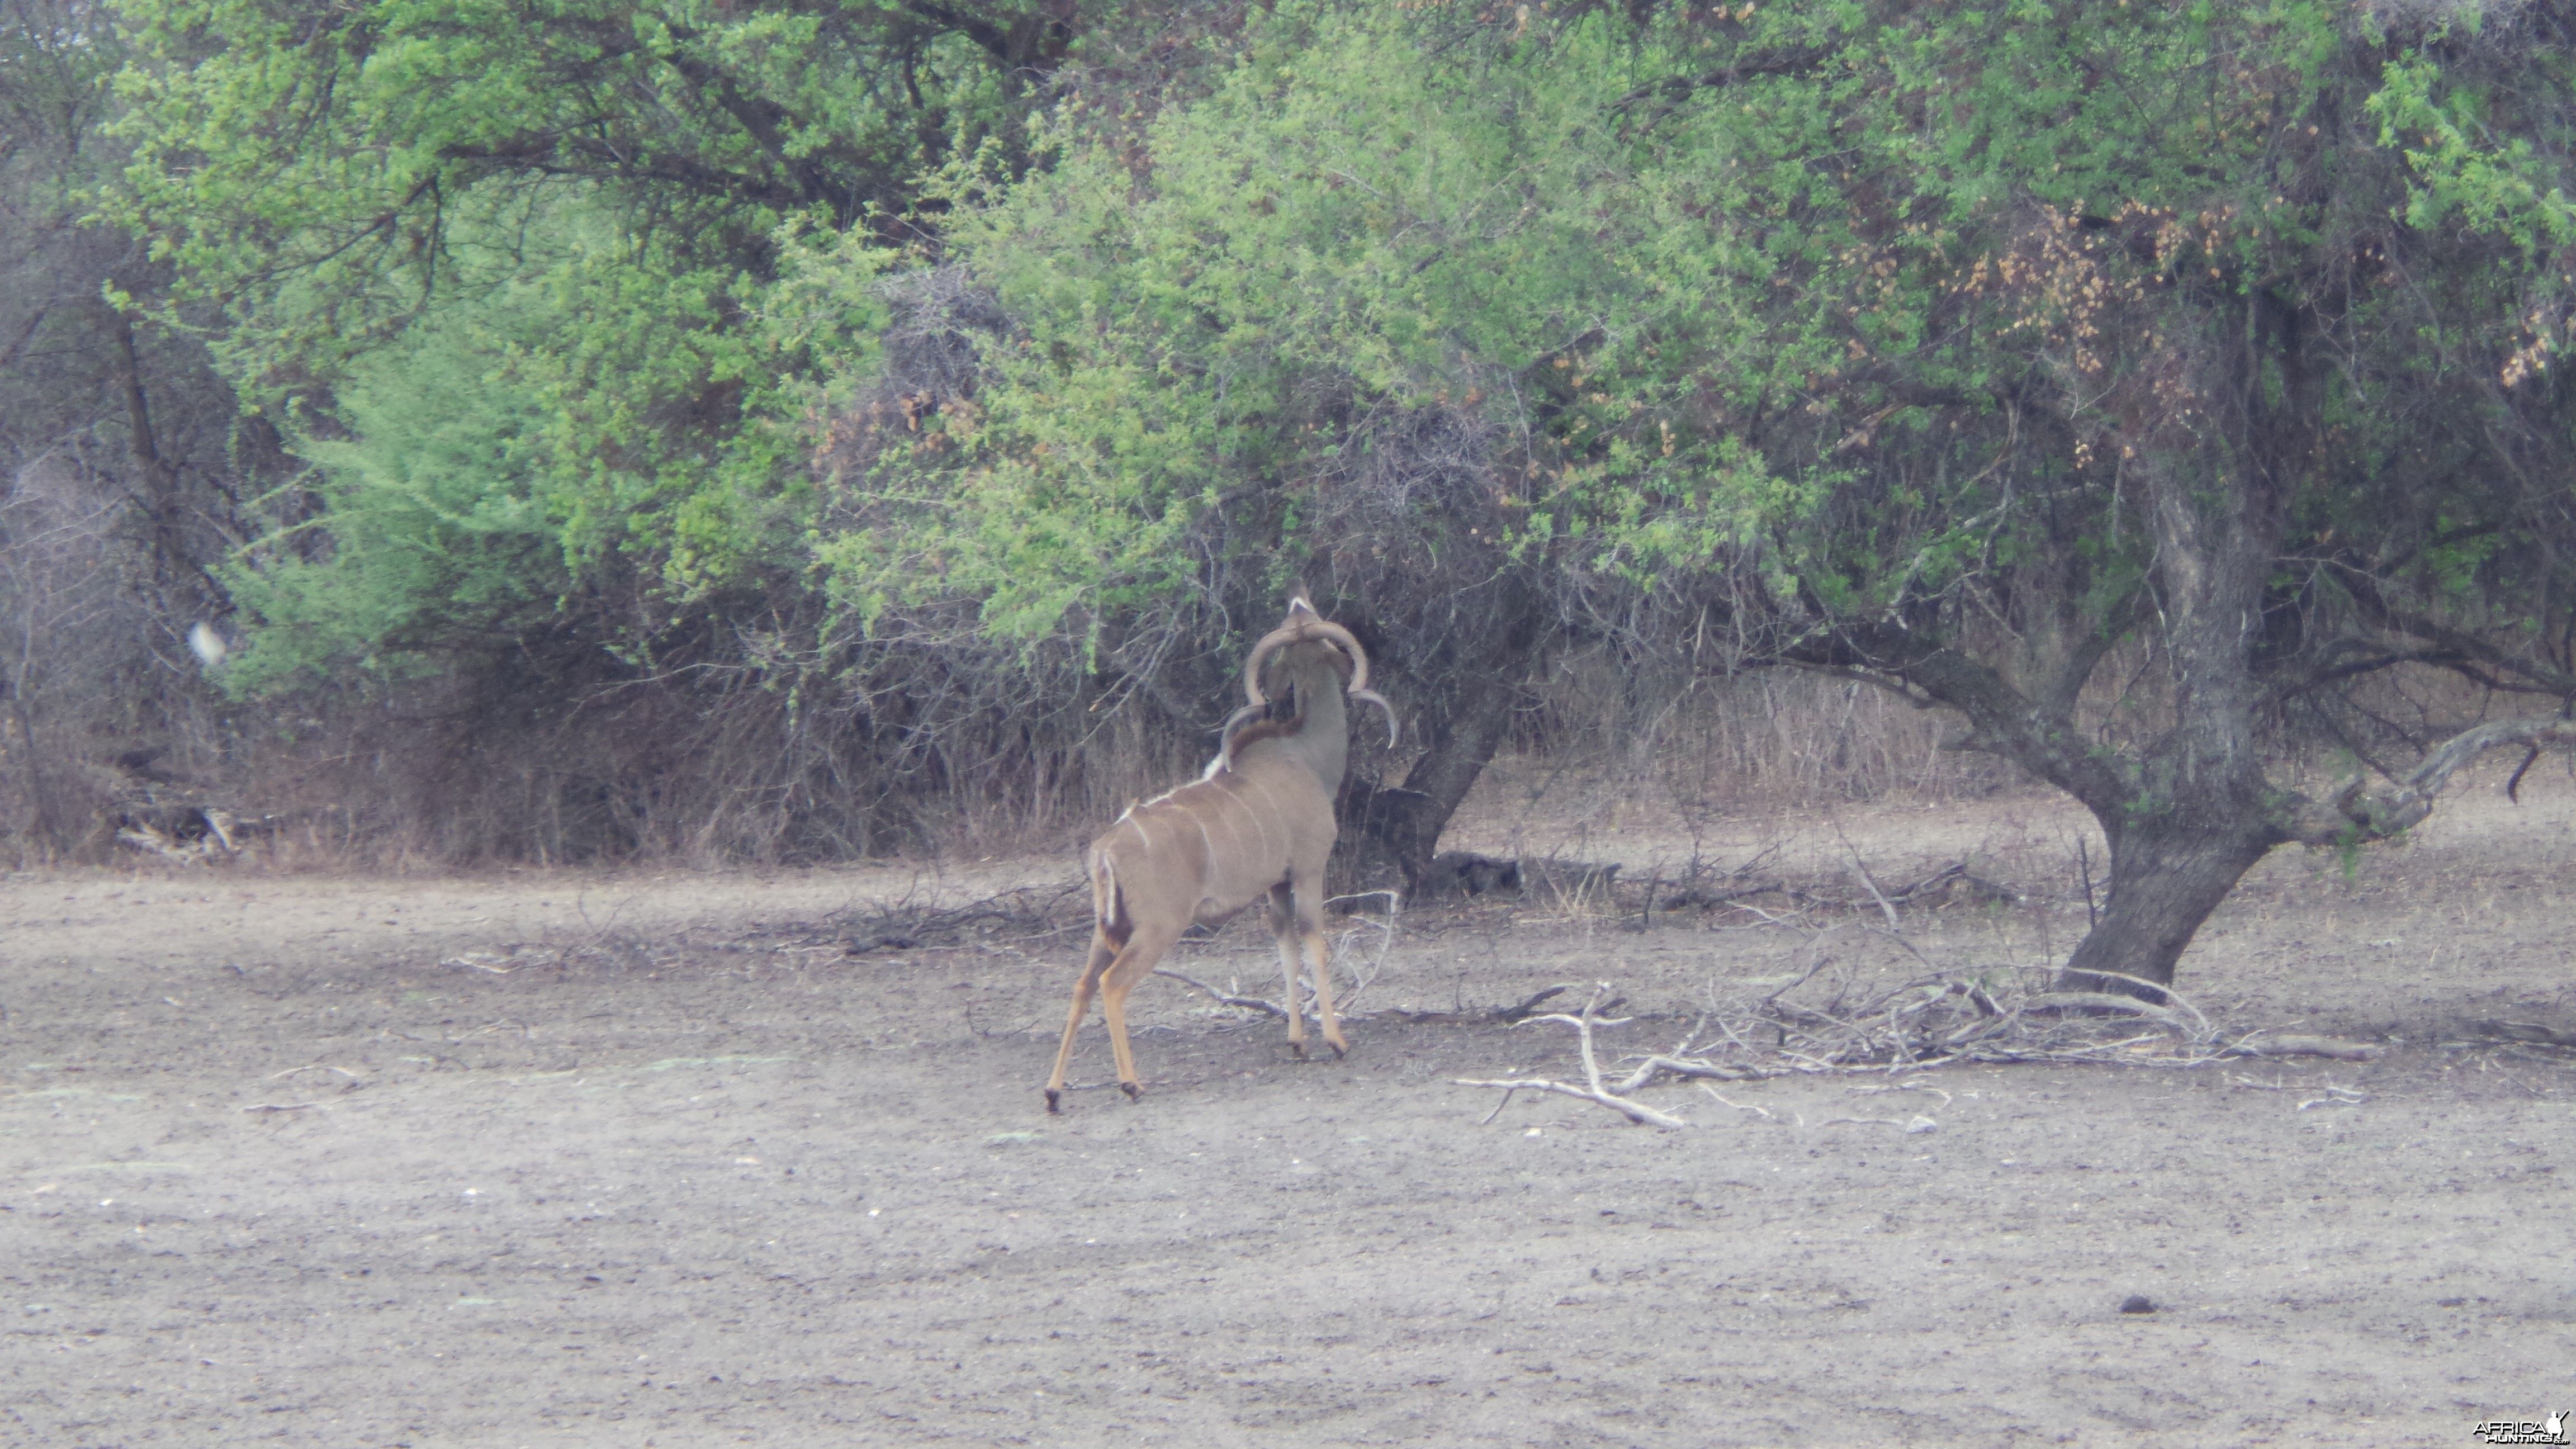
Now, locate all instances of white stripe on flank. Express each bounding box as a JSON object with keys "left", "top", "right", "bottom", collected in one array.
[
  {"left": 1214, "top": 782, "right": 1258, "bottom": 867},
  {"left": 1214, "top": 779, "right": 1273, "bottom": 864},
  {"left": 1238, "top": 773, "right": 1289, "bottom": 863}
]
